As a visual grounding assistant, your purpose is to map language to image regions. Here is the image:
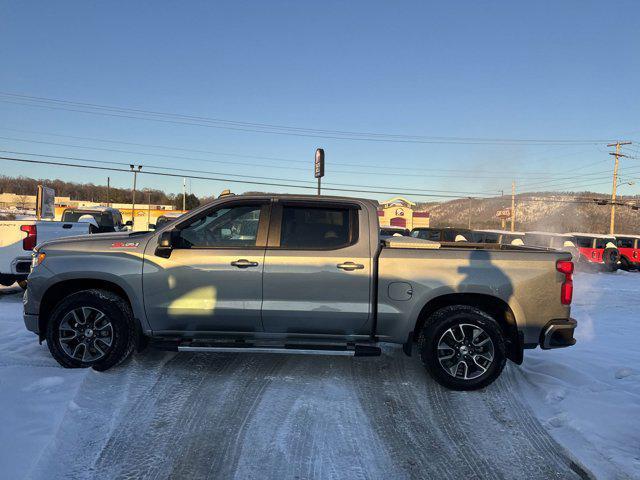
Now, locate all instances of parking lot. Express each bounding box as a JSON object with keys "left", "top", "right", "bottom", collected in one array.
[{"left": 2, "top": 272, "right": 639, "bottom": 479}]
